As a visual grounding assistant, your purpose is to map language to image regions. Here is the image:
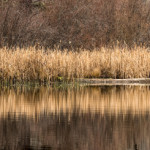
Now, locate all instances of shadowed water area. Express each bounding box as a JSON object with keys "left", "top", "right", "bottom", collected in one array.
[{"left": 0, "top": 85, "right": 150, "bottom": 150}]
